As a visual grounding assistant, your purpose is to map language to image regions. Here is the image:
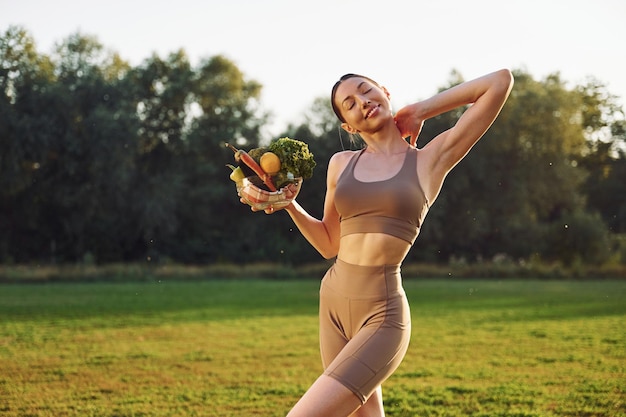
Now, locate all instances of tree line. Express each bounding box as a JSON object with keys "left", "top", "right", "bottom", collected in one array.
[{"left": 1, "top": 26, "right": 625, "bottom": 267}]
